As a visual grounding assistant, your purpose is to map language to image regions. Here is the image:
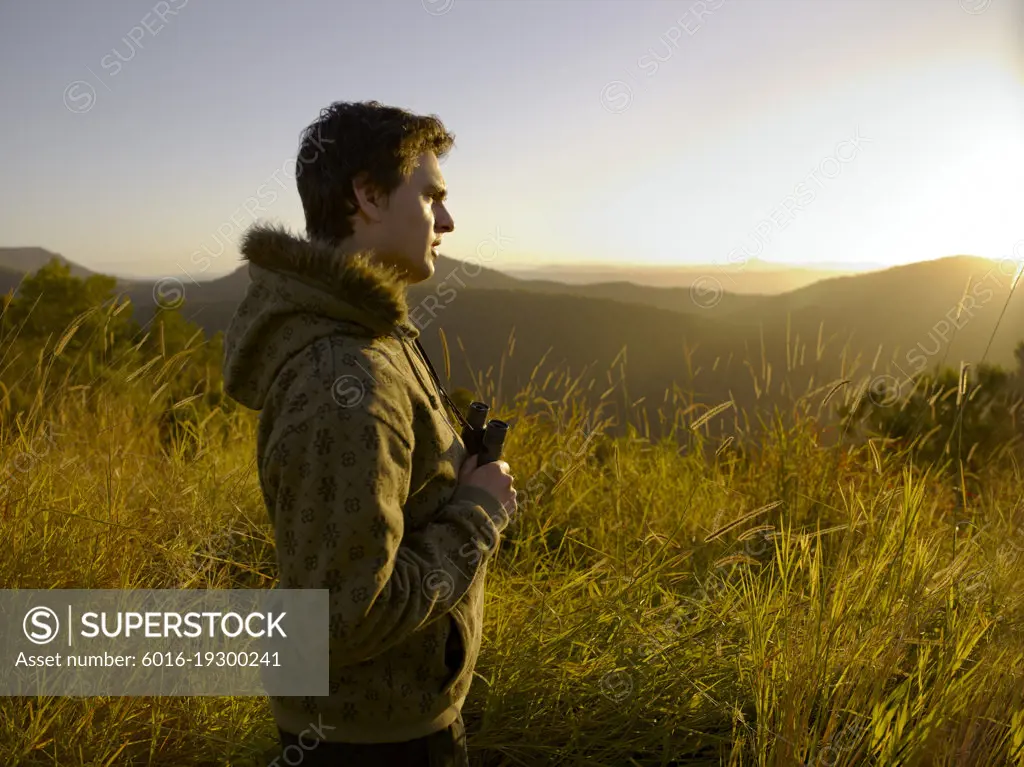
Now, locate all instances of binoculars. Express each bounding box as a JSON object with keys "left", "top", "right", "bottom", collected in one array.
[{"left": 461, "top": 401, "right": 508, "bottom": 466}]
